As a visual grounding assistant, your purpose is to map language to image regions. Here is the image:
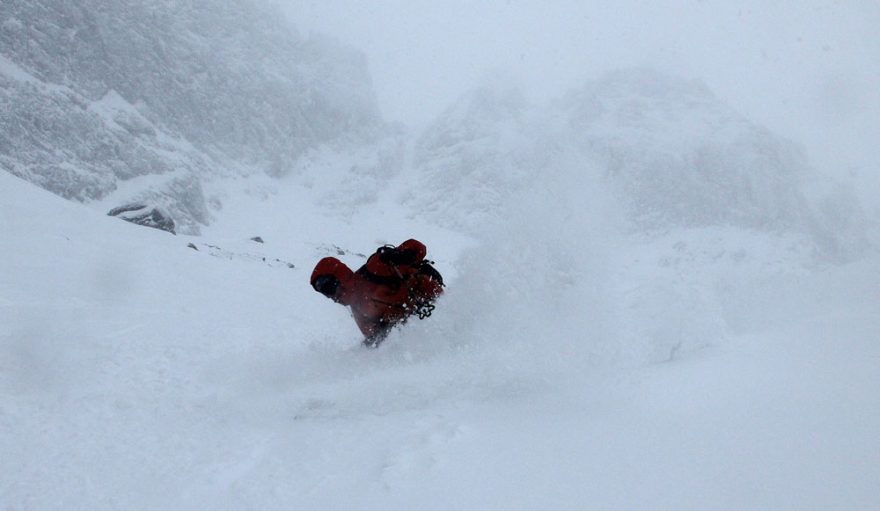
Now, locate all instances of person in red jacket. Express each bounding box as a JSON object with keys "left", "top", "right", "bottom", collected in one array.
[{"left": 310, "top": 239, "right": 444, "bottom": 347}]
